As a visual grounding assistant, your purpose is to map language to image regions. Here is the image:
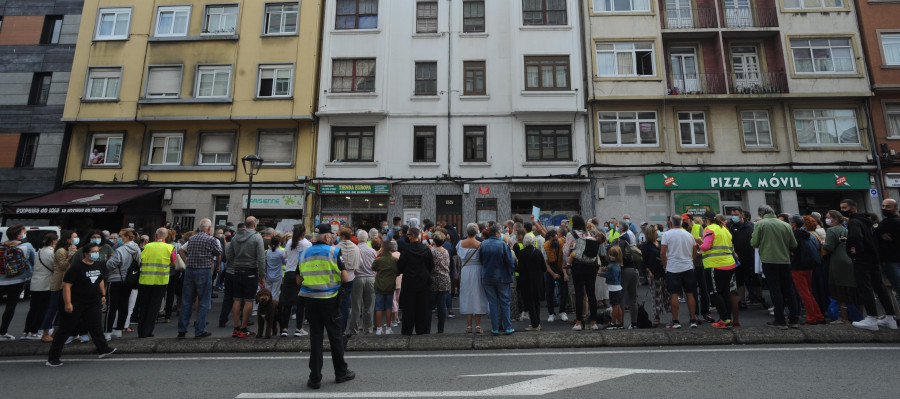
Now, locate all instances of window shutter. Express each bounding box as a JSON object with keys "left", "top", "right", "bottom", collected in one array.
[
  {"left": 148, "top": 68, "right": 181, "bottom": 95},
  {"left": 91, "top": 68, "right": 121, "bottom": 78},
  {"left": 202, "top": 134, "right": 232, "bottom": 153}
]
